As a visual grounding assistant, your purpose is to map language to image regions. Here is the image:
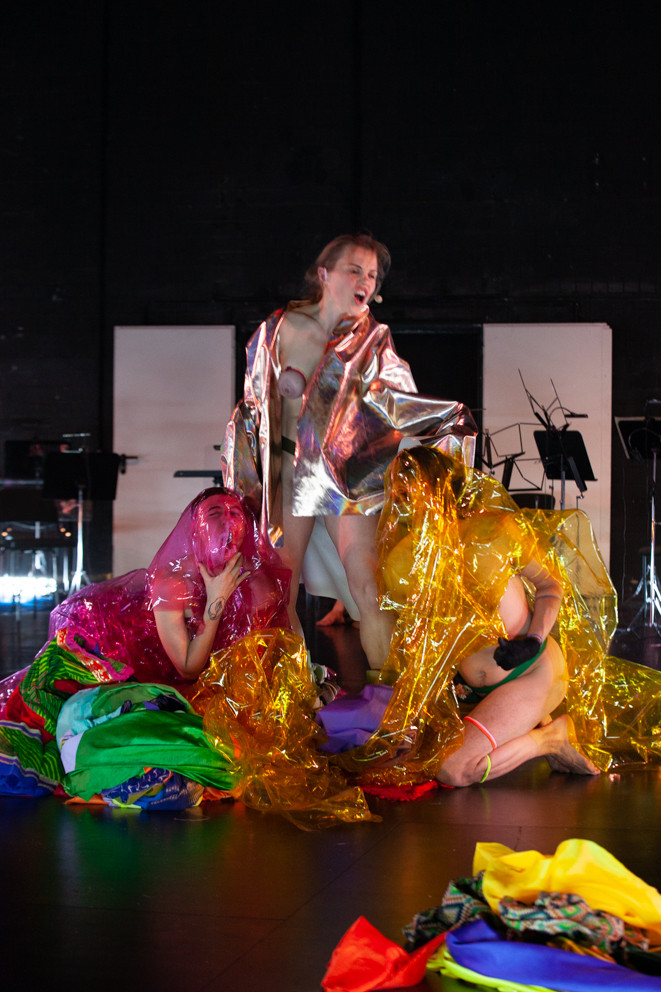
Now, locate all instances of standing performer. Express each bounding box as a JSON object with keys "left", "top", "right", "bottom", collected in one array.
[{"left": 223, "top": 234, "right": 476, "bottom": 670}]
